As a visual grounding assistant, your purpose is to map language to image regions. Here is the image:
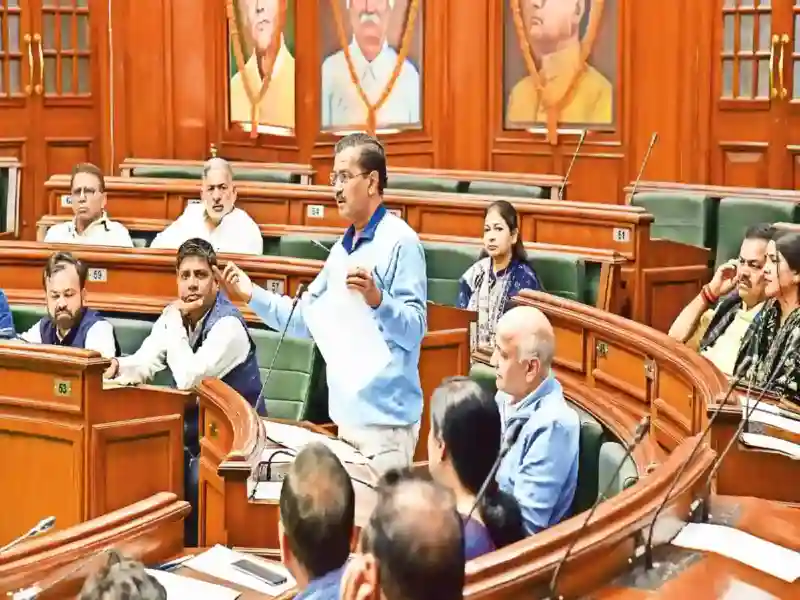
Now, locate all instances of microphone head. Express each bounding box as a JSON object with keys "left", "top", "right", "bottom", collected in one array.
[
  {"left": 634, "top": 415, "right": 650, "bottom": 442},
  {"left": 651, "top": 132, "right": 659, "bottom": 144},
  {"left": 294, "top": 283, "right": 308, "bottom": 298},
  {"left": 37, "top": 516, "right": 55, "bottom": 532}
]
